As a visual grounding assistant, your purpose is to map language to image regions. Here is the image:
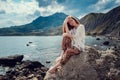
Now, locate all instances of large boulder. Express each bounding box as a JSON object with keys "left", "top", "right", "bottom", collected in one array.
[
  {"left": 0, "top": 55, "right": 24, "bottom": 67},
  {"left": 44, "top": 45, "right": 120, "bottom": 80},
  {"left": 44, "top": 46, "right": 99, "bottom": 80}
]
